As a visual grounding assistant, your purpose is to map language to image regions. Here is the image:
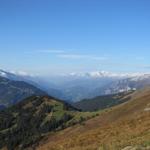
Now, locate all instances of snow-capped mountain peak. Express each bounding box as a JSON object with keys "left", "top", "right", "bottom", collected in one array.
[
  {"left": 0, "top": 70, "right": 10, "bottom": 78},
  {"left": 67, "top": 71, "right": 150, "bottom": 79},
  {"left": 0, "top": 69, "right": 36, "bottom": 82}
]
